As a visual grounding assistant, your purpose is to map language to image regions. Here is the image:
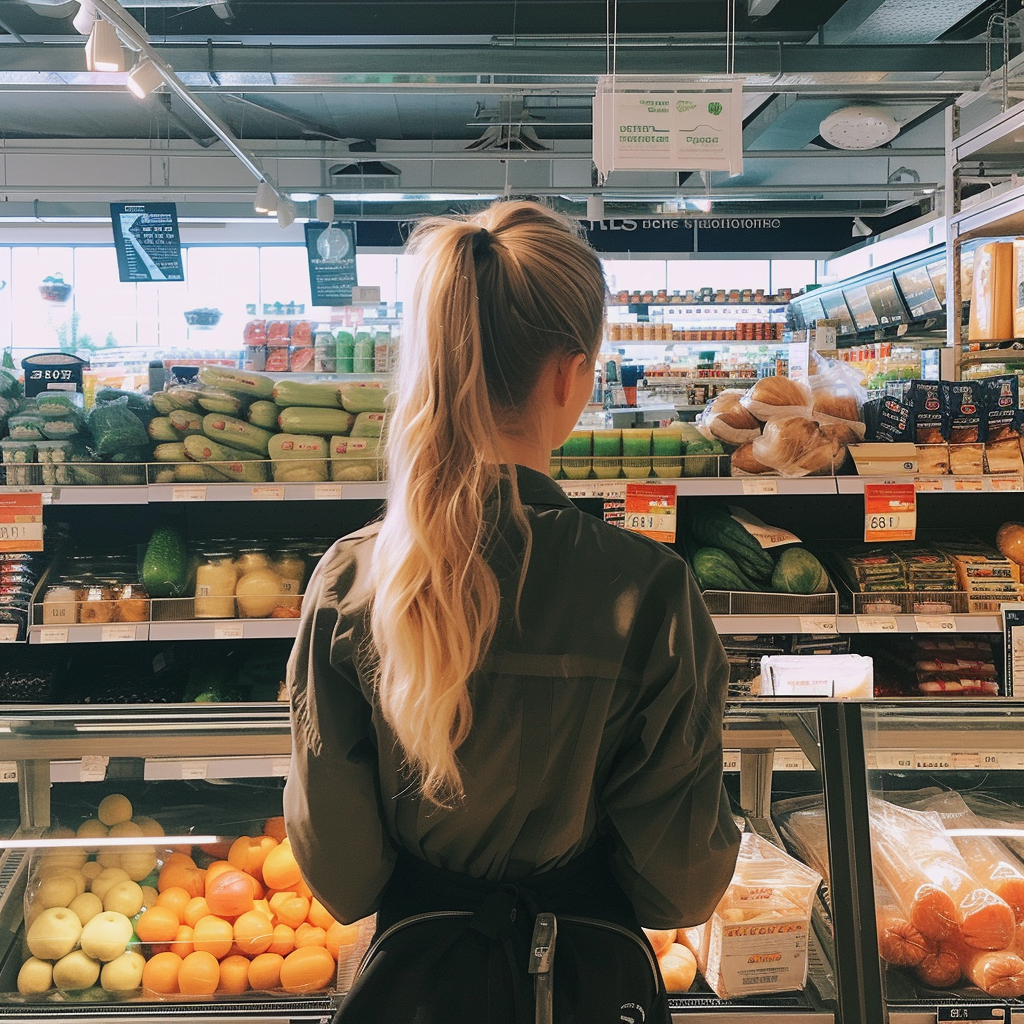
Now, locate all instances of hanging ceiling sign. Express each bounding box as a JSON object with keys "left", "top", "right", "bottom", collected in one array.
[
  {"left": 593, "top": 76, "right": 744, "bottom": 179},
  {"left": 304, "top": 221, "right": 358, "bottom": 306},
  {"left": 109, "top": 203, "right": 184, "bottom": 283}
]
